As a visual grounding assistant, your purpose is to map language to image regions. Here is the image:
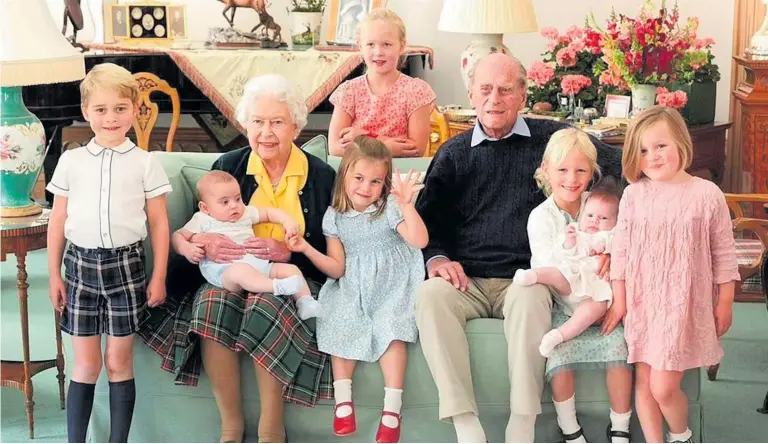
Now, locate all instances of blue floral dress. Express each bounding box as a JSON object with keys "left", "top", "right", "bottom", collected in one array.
[{"left": 316, "top": 196, "right": 424, "bottom": 362}]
